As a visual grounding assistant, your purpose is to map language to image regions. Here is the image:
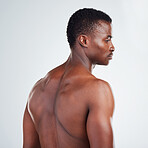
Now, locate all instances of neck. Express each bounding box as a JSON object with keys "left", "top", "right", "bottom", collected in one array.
[{"left": 66, "top": 46, "right": 94, "bottom": 73}]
